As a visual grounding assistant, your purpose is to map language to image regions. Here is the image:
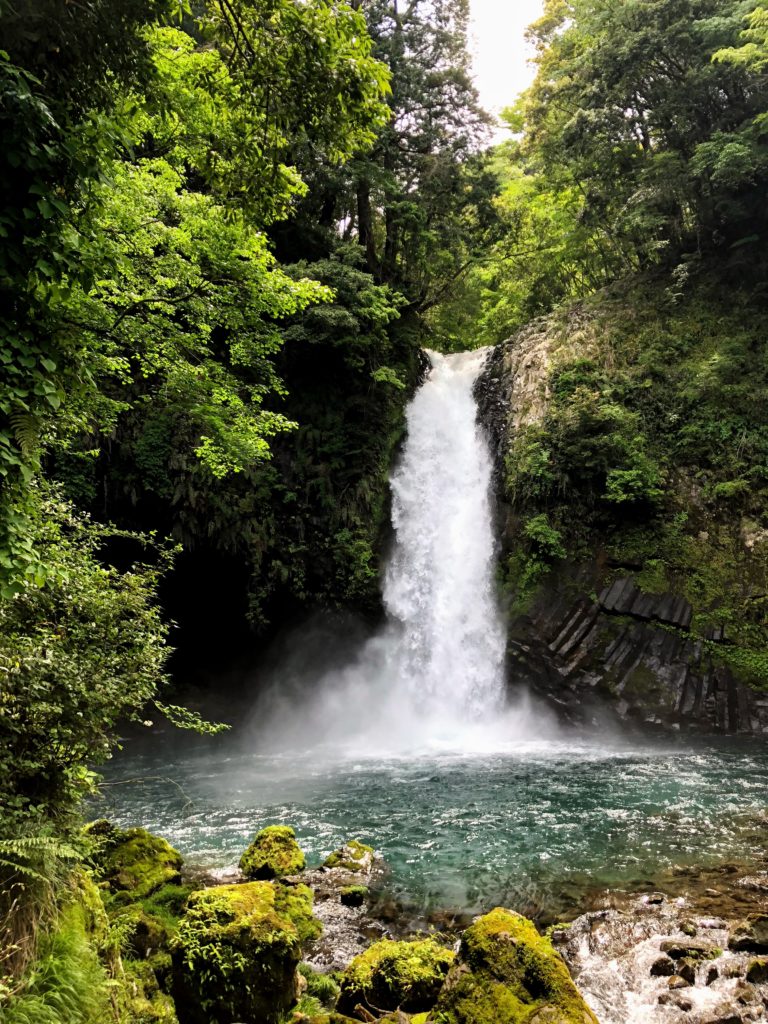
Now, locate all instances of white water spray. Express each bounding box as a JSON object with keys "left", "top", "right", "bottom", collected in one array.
[
  {"left": 384, "top": 349, "right": 506, "bottom": 718},
  {"left": 254, "top": 348, "right": 552, "bottom": 755}
]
